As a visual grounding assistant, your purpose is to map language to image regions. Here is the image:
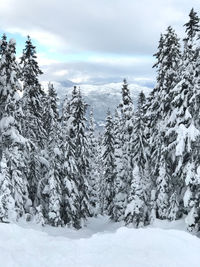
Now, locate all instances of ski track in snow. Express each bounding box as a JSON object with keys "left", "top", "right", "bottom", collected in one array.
[{"left": 0, "top": 216, "right": 200, "bottom": 267}]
